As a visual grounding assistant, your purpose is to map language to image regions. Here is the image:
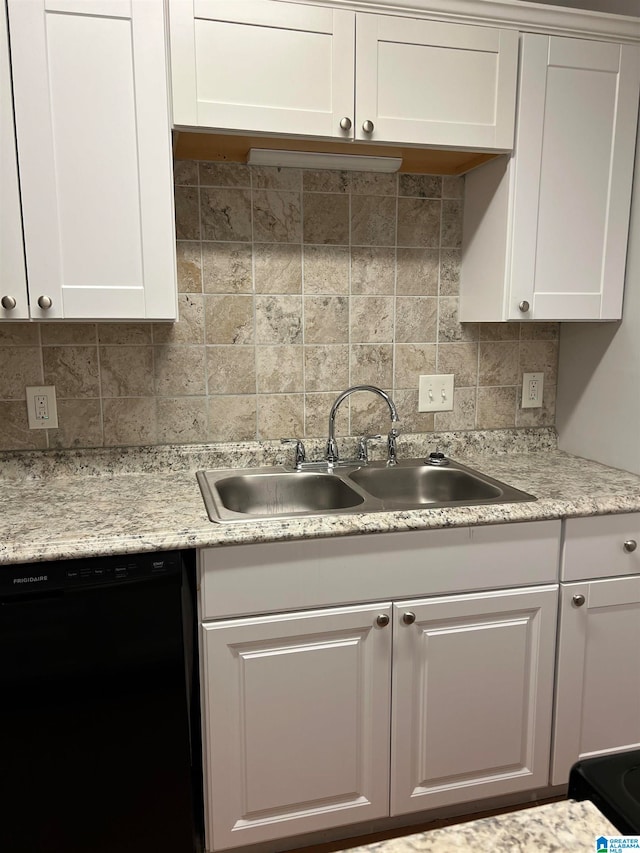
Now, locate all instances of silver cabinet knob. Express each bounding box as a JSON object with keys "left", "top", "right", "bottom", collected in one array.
[
  {"left": 624, "top": 539, "right": 638, "bottom": 553},
  {"left": 37, "top": 295, "right": 53, "bottom": 310},
  {"left": 1, "top": 295, "right": 17, "bottom": 310},
  {"left": 402, "top": 611, "right": 416, "bottom": 625},
  {"left": 572, "top": 594, "right": 586, "bottom": 607},
  {"left": 339, "top": 116, "right": 352, "bottom": 131},
  {"left": 518, "top": 300, "right": 530, "bottom": 312},
  {"left": 376, "top": 614, "right": 389, "bottom": 628},
  {"left": 362, "top": 119, "right": 374, "bottom": 134}
]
